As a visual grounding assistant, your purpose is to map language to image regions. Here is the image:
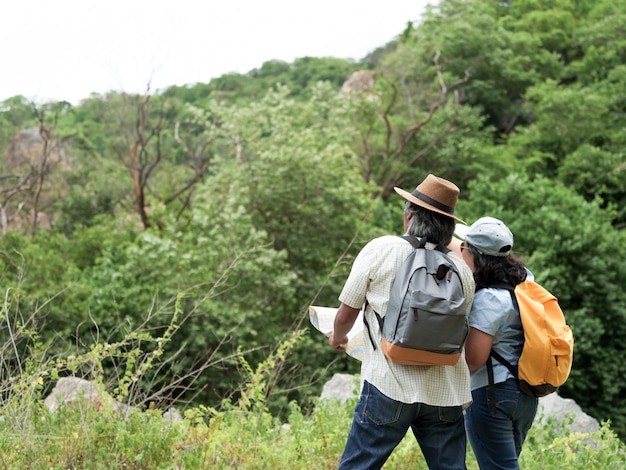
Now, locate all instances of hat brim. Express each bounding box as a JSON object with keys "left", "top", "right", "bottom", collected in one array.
[
  {"left": 394, "top": 187, "right": 466, "bottom": 224},
  {"left": 454, "top": 224, "right": 470, "bottom": 240}
]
